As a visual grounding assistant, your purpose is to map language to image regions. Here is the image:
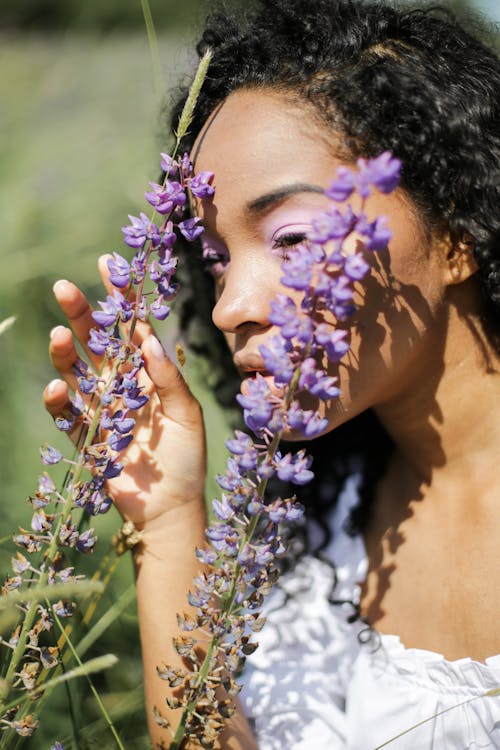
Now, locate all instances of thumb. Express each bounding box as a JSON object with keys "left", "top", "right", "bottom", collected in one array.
[{"left": 142, "top": 335, "right": 201, "bottom": 424}]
